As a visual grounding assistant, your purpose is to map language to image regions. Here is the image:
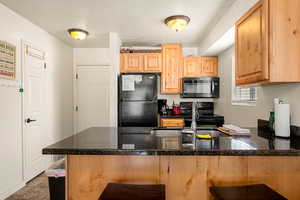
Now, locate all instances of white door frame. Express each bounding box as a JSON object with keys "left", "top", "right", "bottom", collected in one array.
[{"left": 21, "top": 40, "right": 48, "bottom": 182}]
